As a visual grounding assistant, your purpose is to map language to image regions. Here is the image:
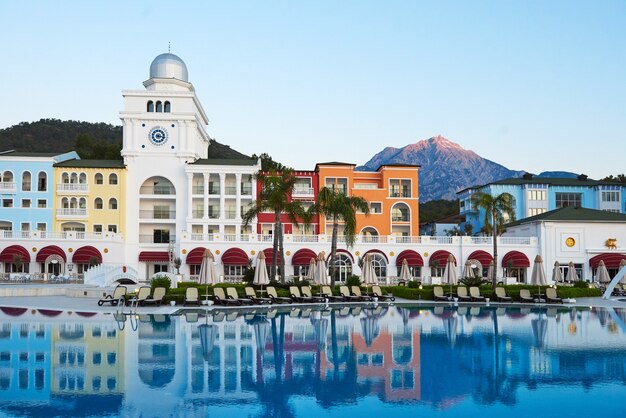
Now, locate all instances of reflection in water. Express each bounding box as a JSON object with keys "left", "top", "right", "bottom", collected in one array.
[{"left": 0, "top": 305, "right": 626, "bottom": 416}]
